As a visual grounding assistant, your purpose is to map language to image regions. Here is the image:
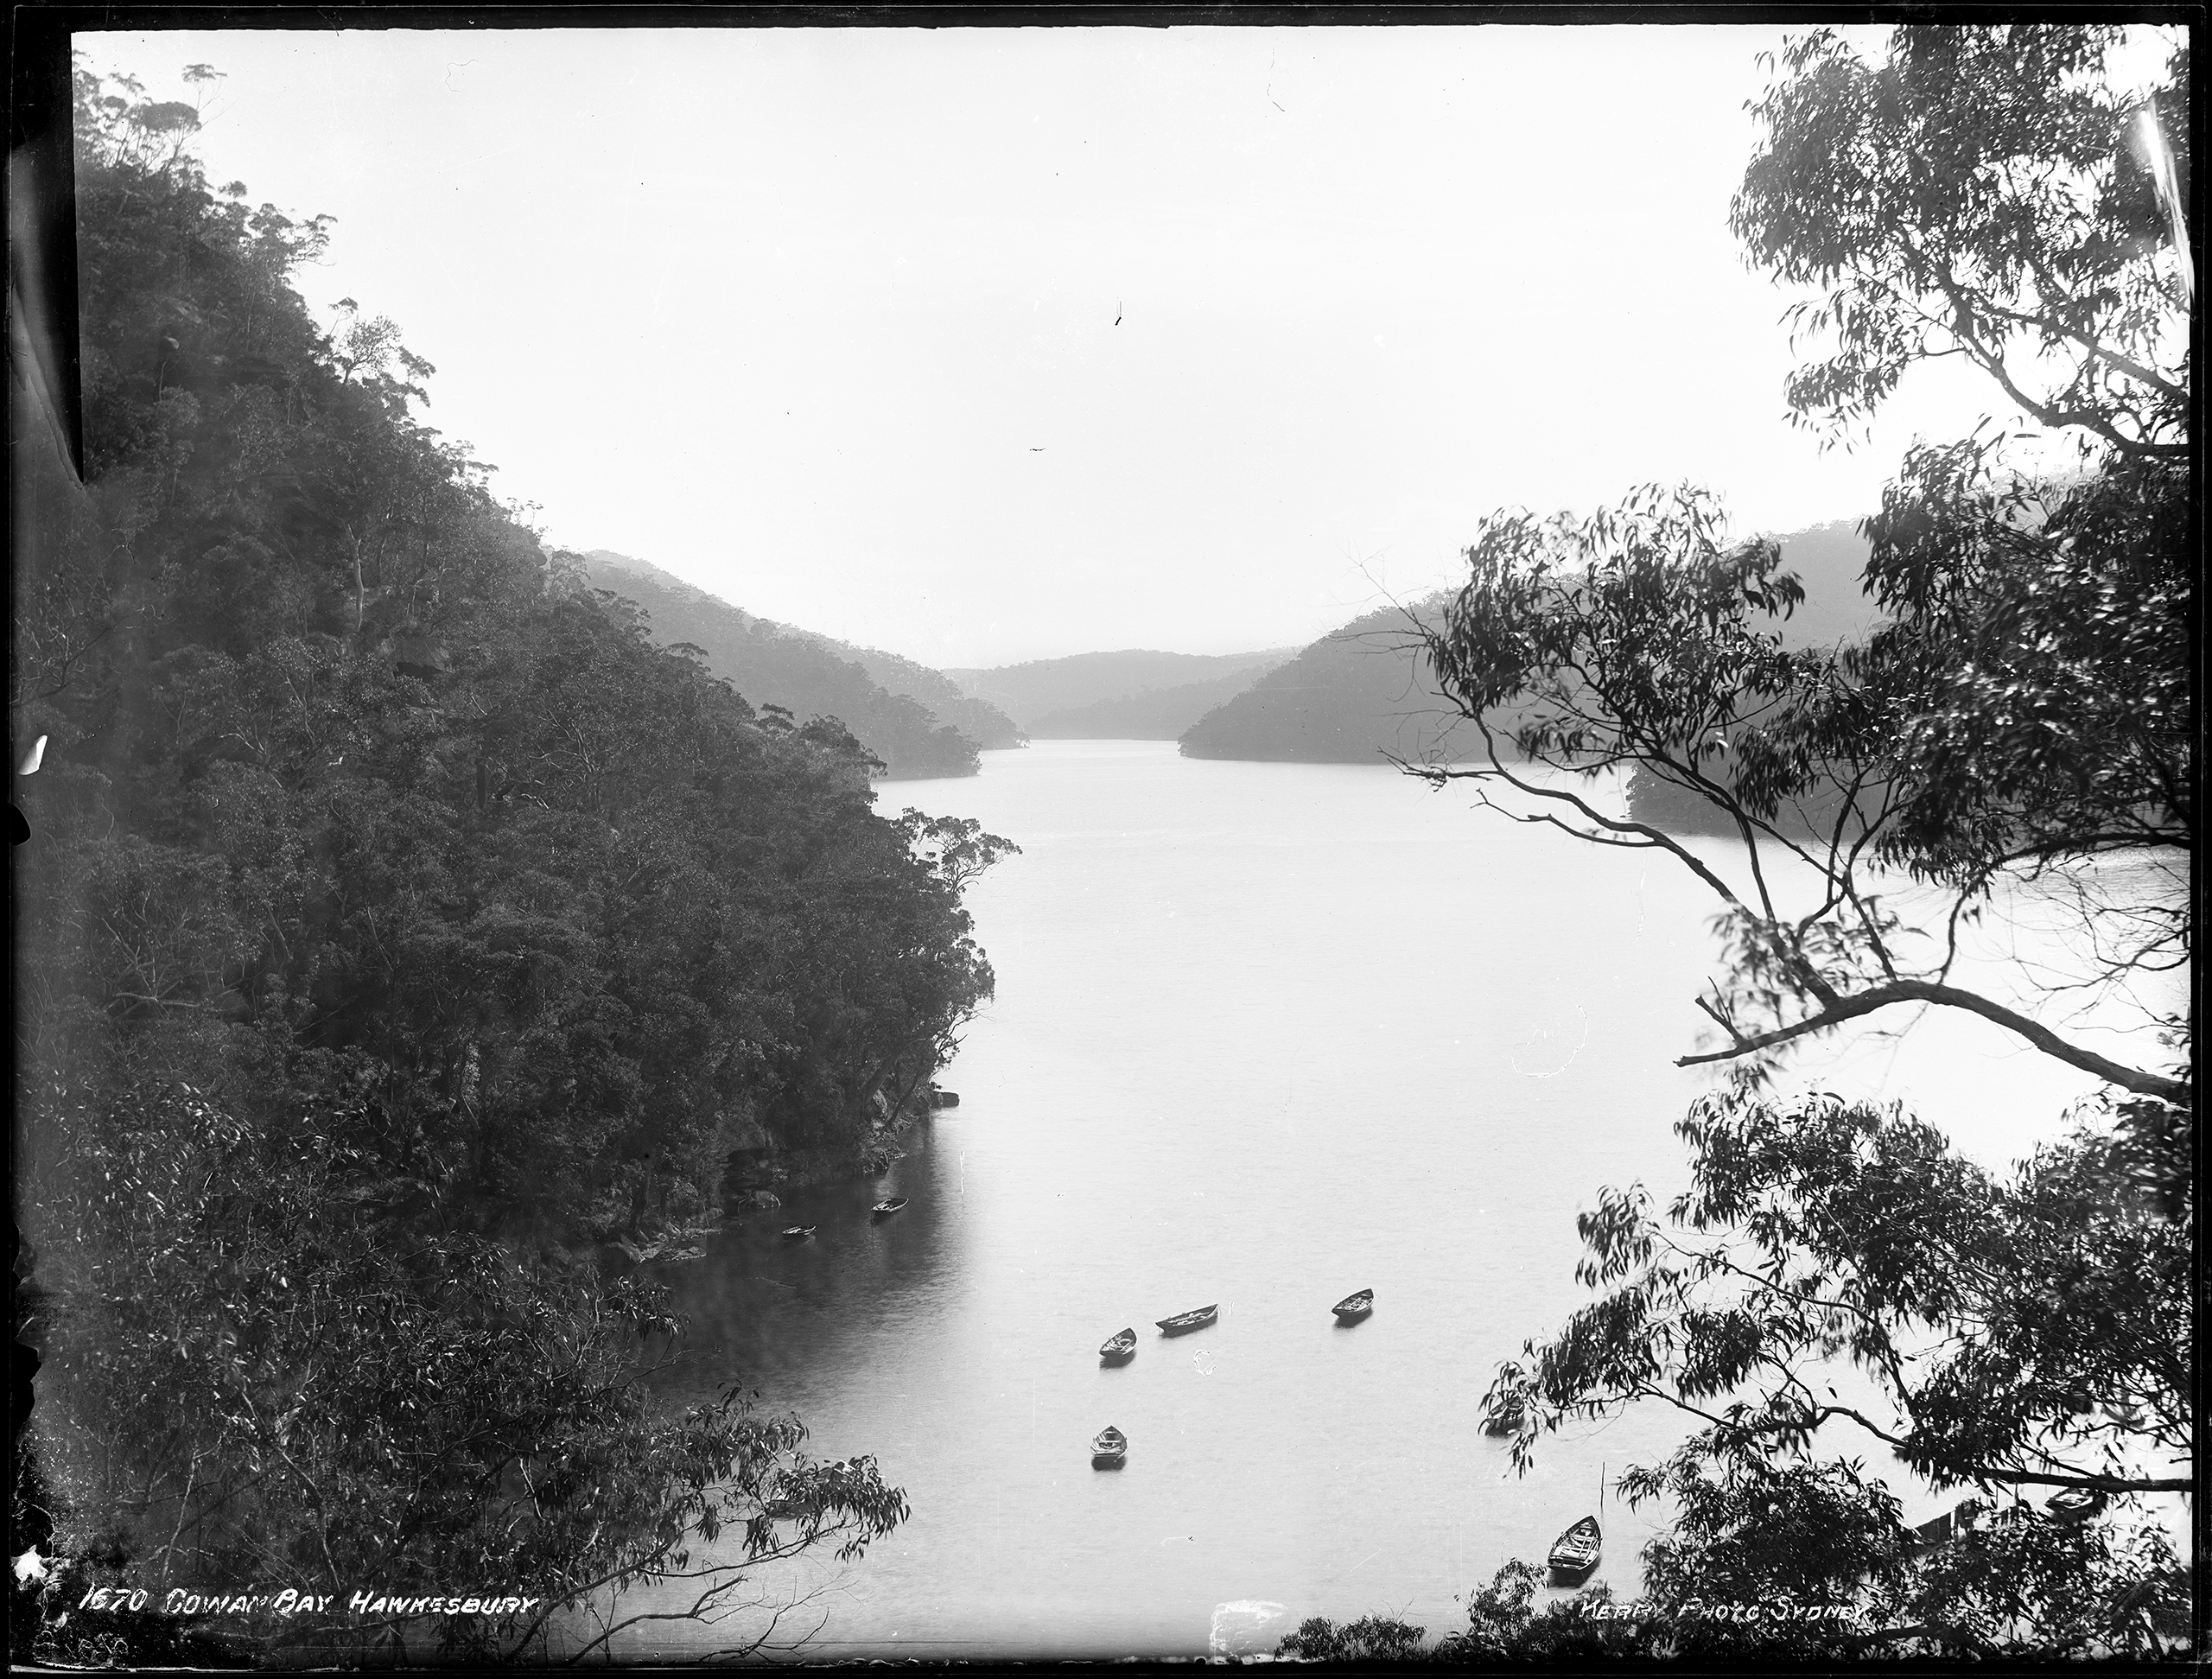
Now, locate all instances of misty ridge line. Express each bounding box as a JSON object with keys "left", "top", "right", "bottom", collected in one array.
[{"left": 583, "top": 518, "right": 1876, "bottom": 772}]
